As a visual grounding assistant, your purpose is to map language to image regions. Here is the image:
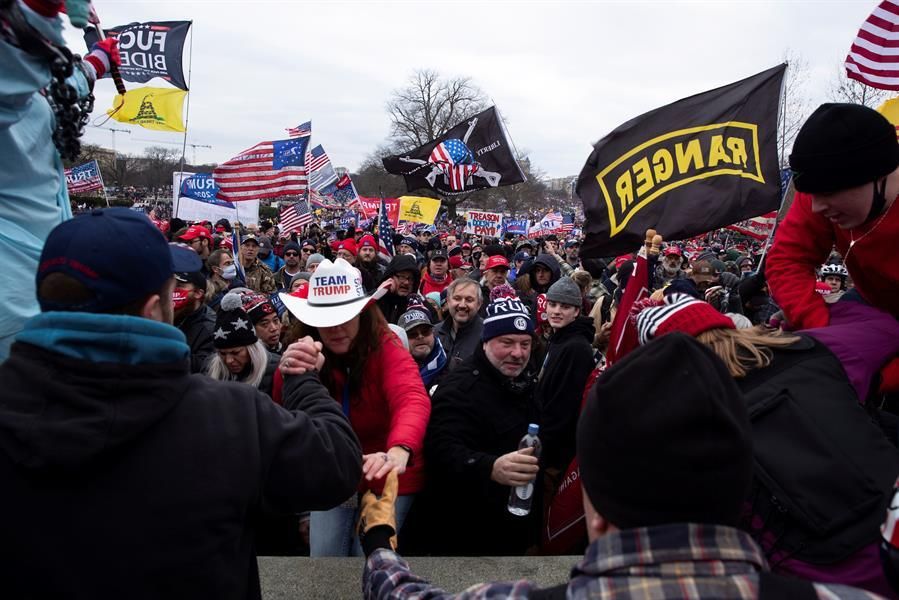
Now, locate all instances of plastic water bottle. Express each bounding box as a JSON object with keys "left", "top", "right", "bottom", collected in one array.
[{"left": 507, "top": 423, "right": 541, "bottom": 517}]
